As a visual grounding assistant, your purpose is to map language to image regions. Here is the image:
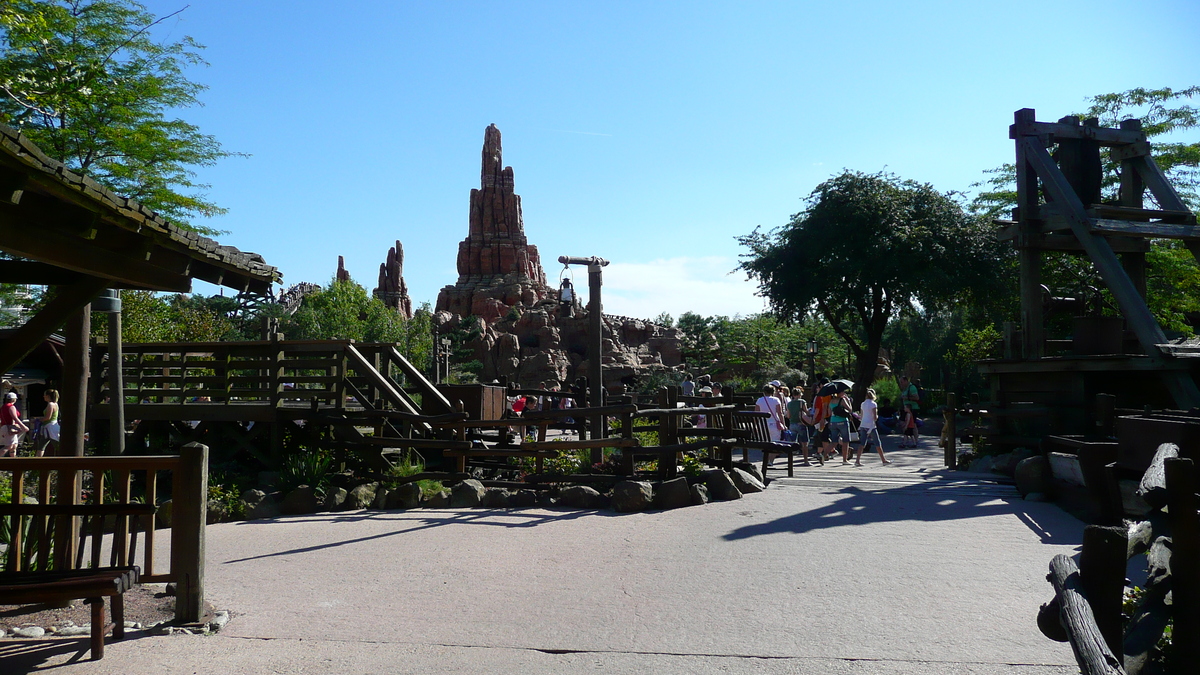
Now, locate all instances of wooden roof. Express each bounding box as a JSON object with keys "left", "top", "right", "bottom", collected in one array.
[{"left": 0, "top": 122, "right": 279, "bottom": 294}]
